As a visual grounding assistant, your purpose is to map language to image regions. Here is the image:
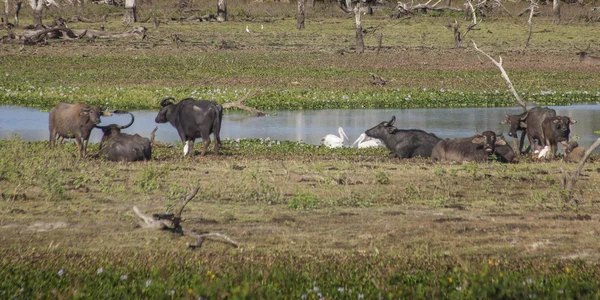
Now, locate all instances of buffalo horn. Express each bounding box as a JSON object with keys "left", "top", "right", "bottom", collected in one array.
[
  {"left": 160, "top": 96, "right": 175, "bottom": 107},
  {"left": 387, "top": 115, "right": 396, "bottom": 126},
  {"left": 118, "top": 112, "right": 135, "bottom": 129},
  {"left": 504, "top": 111, "right": 509, "bottom": 118},
  {"left": 474, "top": 128, "right": 481, "bottom": 136}
]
